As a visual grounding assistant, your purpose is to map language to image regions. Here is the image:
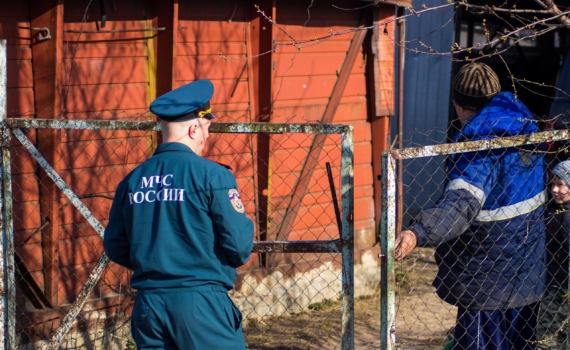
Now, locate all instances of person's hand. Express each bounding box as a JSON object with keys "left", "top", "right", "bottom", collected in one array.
[{"left": 394, "top": 230, "right": 417, "bottom": 261}]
